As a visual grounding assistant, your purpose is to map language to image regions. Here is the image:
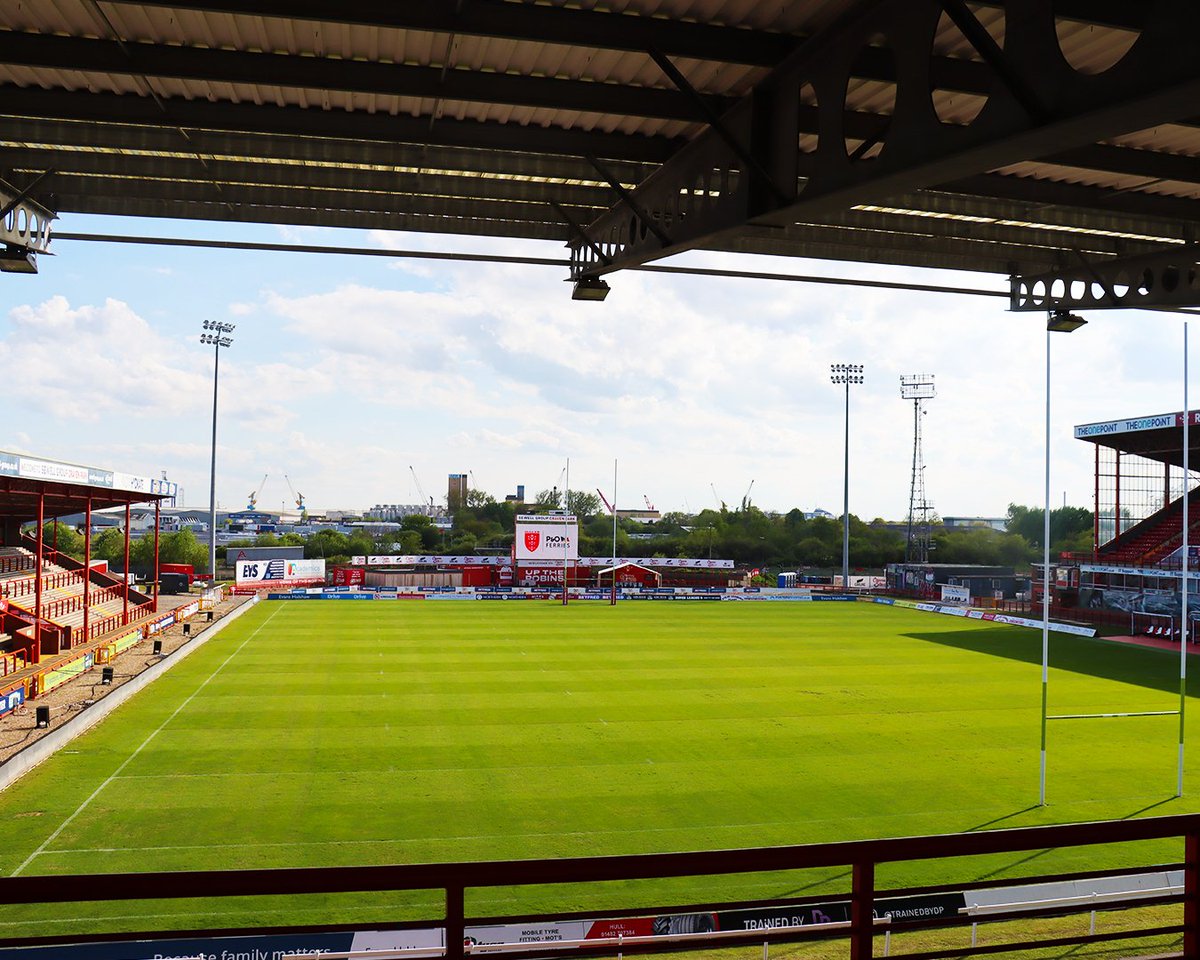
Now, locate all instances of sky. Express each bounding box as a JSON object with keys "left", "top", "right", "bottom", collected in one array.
[{"left": 0, "top": 213, "right": 1193, "bottom": 522}]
